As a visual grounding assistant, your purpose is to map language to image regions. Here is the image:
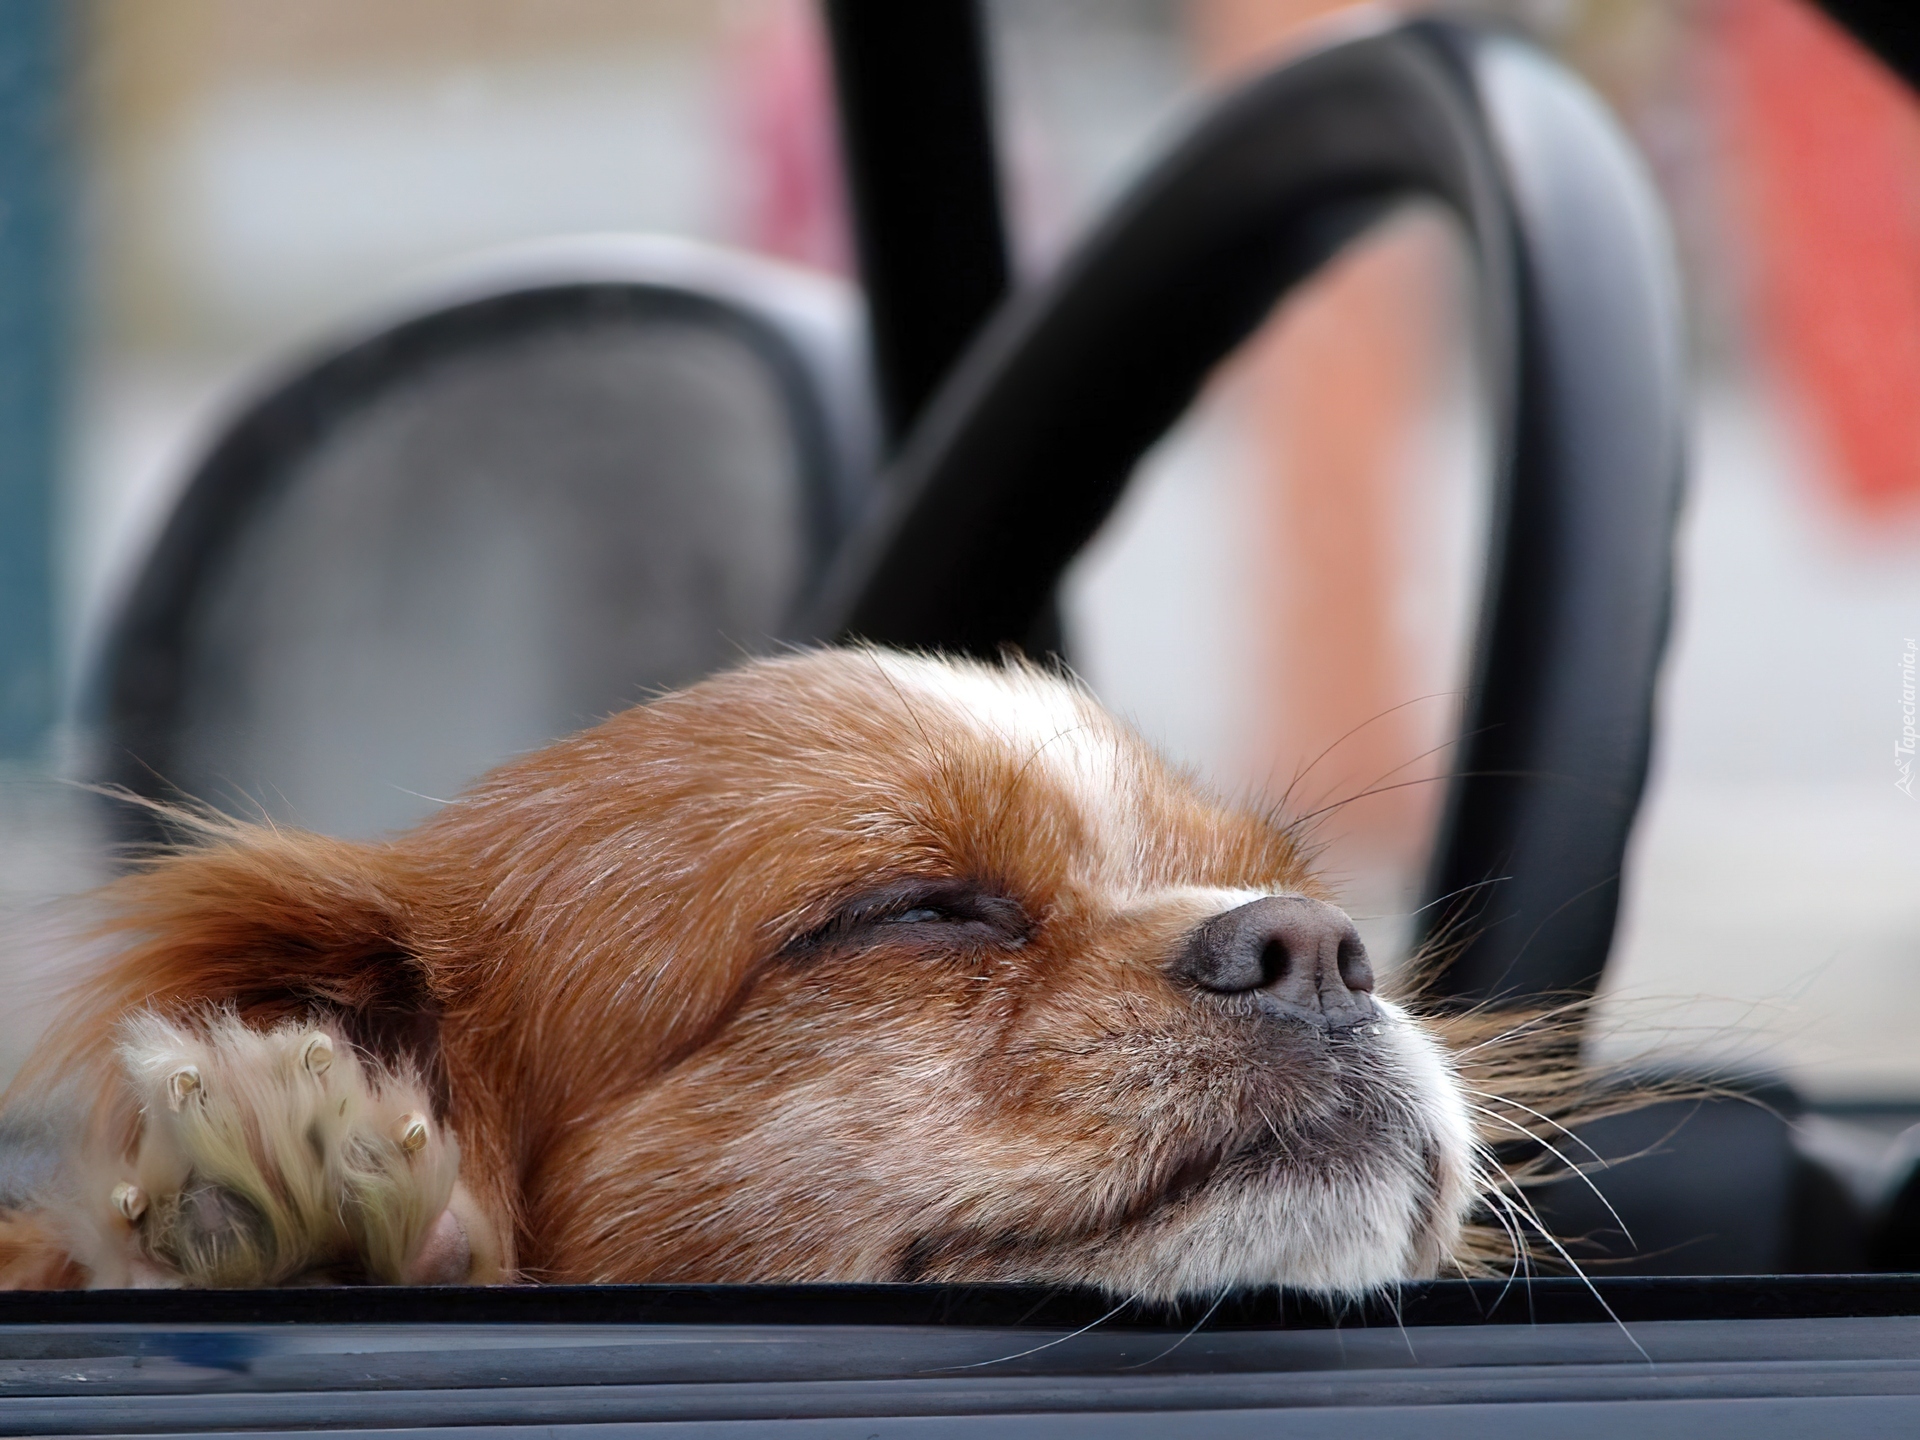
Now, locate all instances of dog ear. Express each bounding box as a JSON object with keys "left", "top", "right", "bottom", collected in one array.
[
  {"left": 0, "top": 819, "right": 464, "bottom": 1288},
  {"left": 27, "top": 819, "right": 441, "bottom": 1090}
]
